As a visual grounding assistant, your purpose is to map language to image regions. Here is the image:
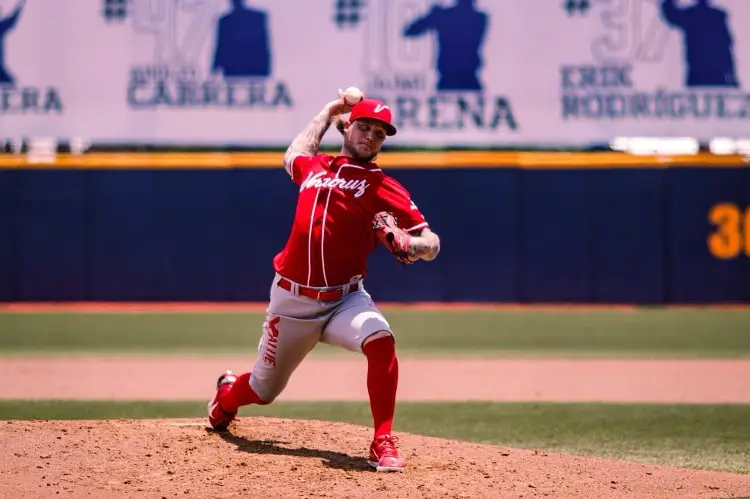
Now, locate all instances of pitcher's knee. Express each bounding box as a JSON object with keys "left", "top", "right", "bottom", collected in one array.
[
  {"left": 362, "top": 330, "right": 394, "bottom": 350},
  {"left": 252, "top": 388, "right": 277, "bottom": 405},
  {"left": 249, "top": 375, "right": 282, "bottom": 405}
]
